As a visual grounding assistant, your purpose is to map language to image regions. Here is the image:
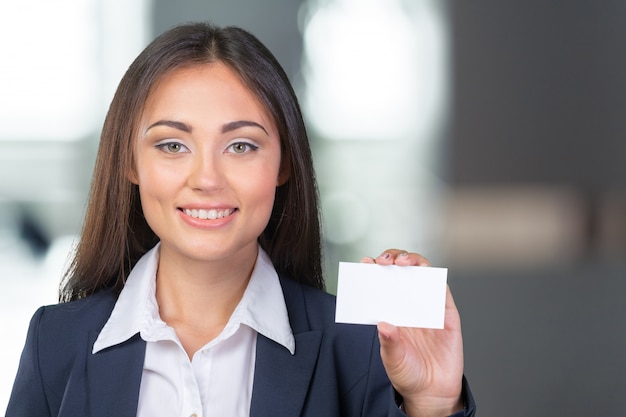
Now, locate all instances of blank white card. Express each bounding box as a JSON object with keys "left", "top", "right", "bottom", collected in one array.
[{"left": 335, "top": 262, "right": 448, "bottom": 329}]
